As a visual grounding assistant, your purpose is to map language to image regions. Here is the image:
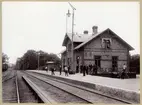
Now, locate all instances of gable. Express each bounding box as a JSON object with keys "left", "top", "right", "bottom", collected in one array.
[
  {"left": 74, "top": 28, "right": 134, "bottom": 51},
  {"left": 84, "top": 31, "right": 128, "bottom": 50}
]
